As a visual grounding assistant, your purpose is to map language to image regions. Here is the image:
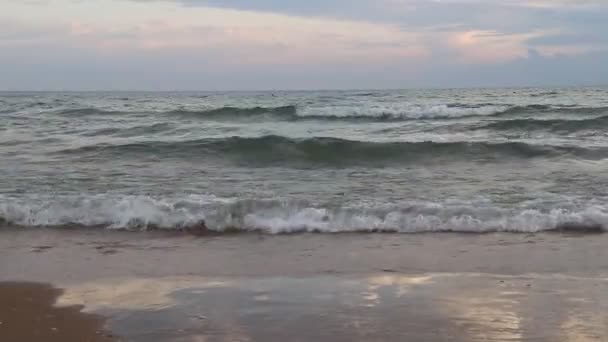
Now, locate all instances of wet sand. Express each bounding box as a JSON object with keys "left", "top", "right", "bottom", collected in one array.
[
  {"left": 0, "top": 282, "right": 115, "bottom": 342},
  {"left": 1, "top": 229, "right": 608, "bottom": 341}
]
